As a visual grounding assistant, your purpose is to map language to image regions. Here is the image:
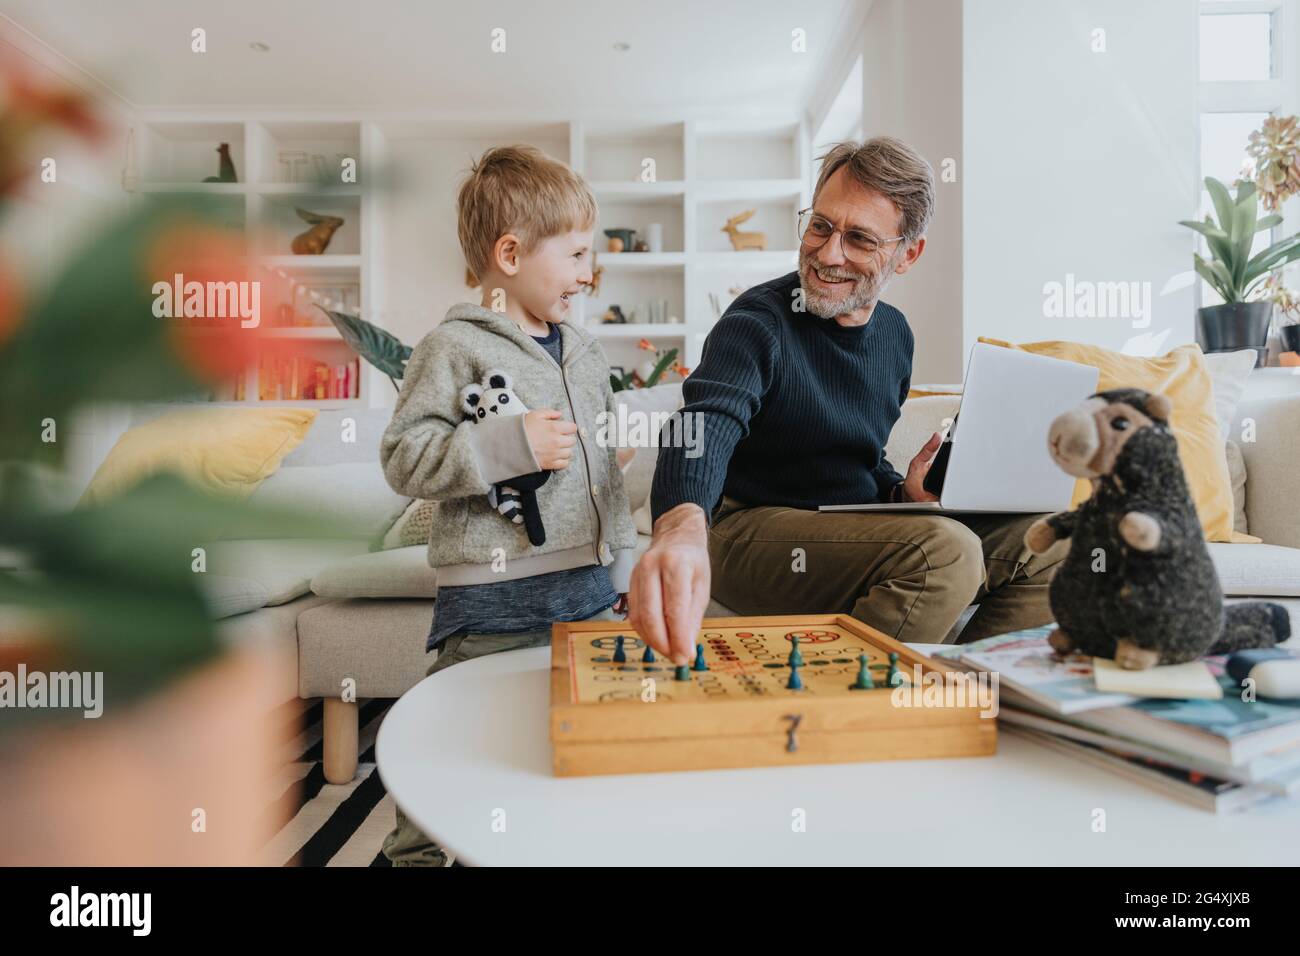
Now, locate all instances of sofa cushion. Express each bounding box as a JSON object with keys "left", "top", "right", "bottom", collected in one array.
[
  {"left": 1201, "top": 349, "right": 1258, "bottom": 442},
  {"left": 198, "top": 574, "right": 271, "bottom": 619},
  {"left": 1224, "top": 440, "right": 1248, "bottom": 536},
  {"left": 203, "top": 538, "right": 371, "bottom": 607},
  {"left": 82, "top": 406, "right": 317, "bottom": 504},
  {"left": 312, "top": 546, "right": 438, "bottom": 599},
  {"left": 978, "top": 338, "right": 1250, "bottom": 543},
  {"left": 1208, "top": 543, "right": 1300, "bottom": 597},
  {"left": 297, "top": 599, "right": 437, "bottom": 698},
  {"left": 383, "top": 497, "right": 434, "bottom": 549},
  {"left": 249, "top": 462, "right": 409, "bottom": 539},
  {"left": 885, "top": 394, "right": 962, "bottom": 473},
  {"left": 279, "top": 407, "right": 395, "bottom": 467},
  {"left": 614, "top": 383, "right": 684, "bottom": 513}
]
